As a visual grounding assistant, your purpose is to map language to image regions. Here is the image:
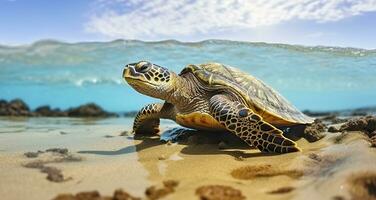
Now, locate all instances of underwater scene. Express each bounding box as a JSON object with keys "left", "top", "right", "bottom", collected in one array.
[{"left": 1, "top": 39, "right": 376, "bottom": 112}]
